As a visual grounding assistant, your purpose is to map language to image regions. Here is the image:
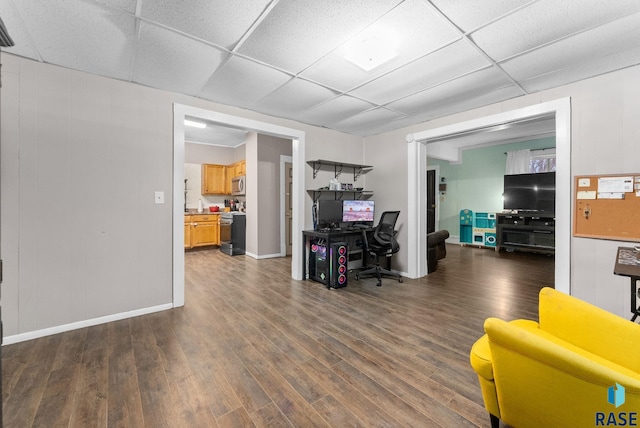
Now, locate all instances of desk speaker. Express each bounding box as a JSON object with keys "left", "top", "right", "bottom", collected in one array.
[{"left": 330, "top": 242, "right": 348, "bottom": 288}]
